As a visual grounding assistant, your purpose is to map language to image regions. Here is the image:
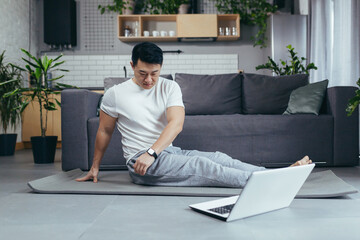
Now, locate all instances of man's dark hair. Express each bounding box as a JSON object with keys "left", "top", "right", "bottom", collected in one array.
[{"left": 131, "top": 42, "right": 163, "bottom": 66}]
